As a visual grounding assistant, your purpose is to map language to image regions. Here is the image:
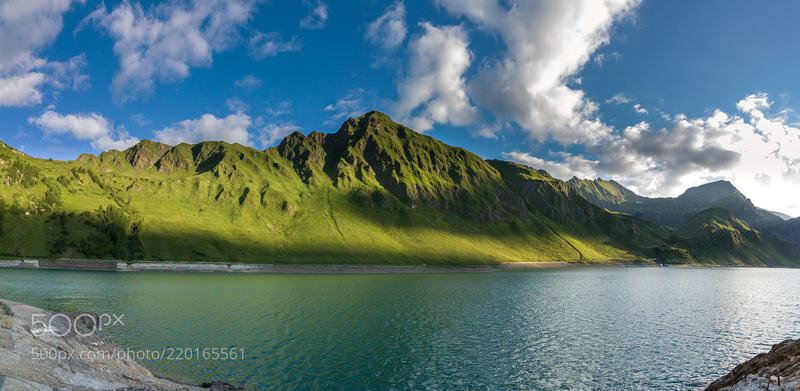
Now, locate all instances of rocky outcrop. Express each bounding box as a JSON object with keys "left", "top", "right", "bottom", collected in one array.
[
  {"left": 0, "top": 298, "right": 243, "bottom": 390},
  {"left": 707, "top": 339, "right": 800, "bottom": 391}
]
